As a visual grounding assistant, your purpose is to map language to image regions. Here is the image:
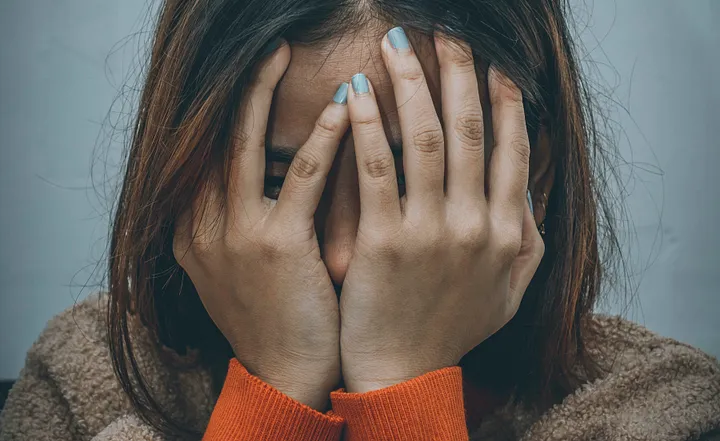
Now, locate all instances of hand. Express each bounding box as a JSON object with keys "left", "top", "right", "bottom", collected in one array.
[
  {"left": 172, "top": 40, "right": 350, "bottom": 410},
  {"left": 339, "top": 29, "right": 545, "bottom": 393}
]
